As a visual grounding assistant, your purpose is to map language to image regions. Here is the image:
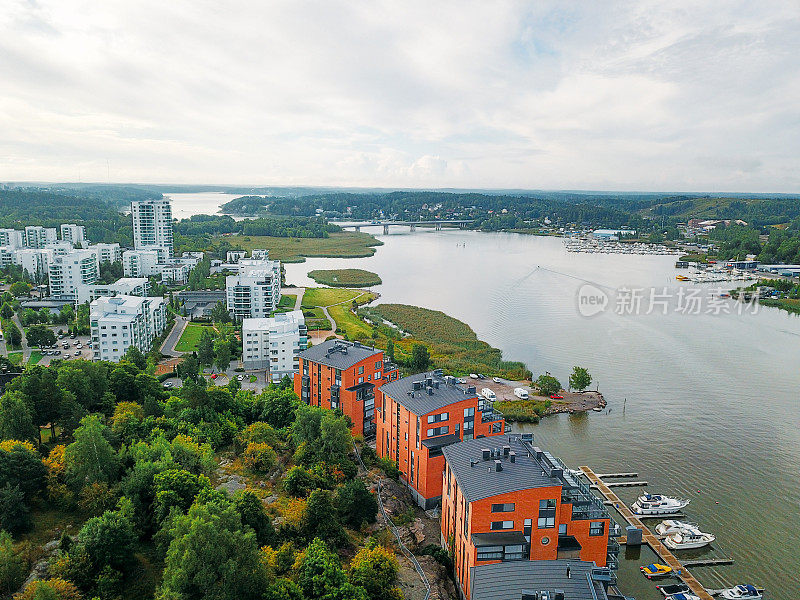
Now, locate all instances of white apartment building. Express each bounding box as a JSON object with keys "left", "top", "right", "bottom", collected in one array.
[
  {"left": 89, "top": 243, "right": 122, "bottom": 264},
  {"left": 158, "top": 263, "right": 189, "bottom": 285},
  {"left": 90, "top": 295, "right": 166, "bottom": 362},
  {"left": 13, "top": 248, "right": 53, "bottom": 280},
  {"left": 225, "top": 258, "right": 282, "bottom": 319},
  {"left": 0, "top": 229, "right": 24, "bottom": 249},
  {"left": 123, "top": 249, "right": 161, "bottom": 277},
  {"left": 24, "top": 226, "right": 58, "bottom": 249},
  {"left": 45, "top": 241, "right": 76, "bottom": 255},
  {"left": 131, "top": 198, "right": 173, "bottom": 259},
  {"left": 81, "top": 277, "right": 150, "bottom": 303},
  {"left": 227, "top": 250, "right": 247, "bottom": 263},
  {"left": 242, "top": 310, "right": 307, "bottom": 377},
  {"left": 48, "top": 249, "right": 100, "bottom": 301},
  {"left": 60, "top": 224, "right": 86, "bottom": 246}
]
